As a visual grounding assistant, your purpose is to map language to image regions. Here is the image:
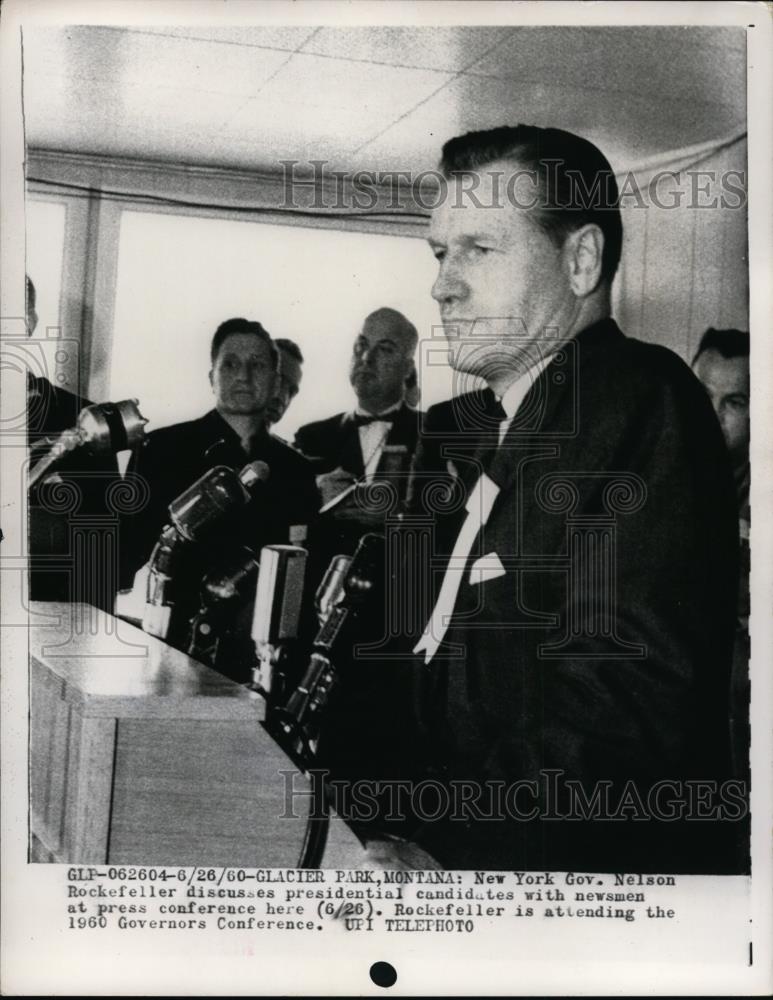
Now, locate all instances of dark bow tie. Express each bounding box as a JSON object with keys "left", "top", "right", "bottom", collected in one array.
[{"left": 353, "top": 412, "right": 396, "bottom": 427}]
